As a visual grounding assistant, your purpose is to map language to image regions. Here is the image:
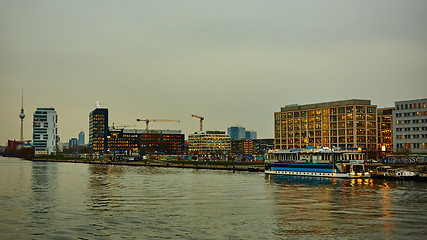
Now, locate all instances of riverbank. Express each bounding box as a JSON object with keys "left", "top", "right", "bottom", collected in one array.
[
  {"left": 31, "top": 157, "right": 265, "bottom": 172},
  {"left": 17, "top": 157, "right": 427, "bottom": 178}
]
